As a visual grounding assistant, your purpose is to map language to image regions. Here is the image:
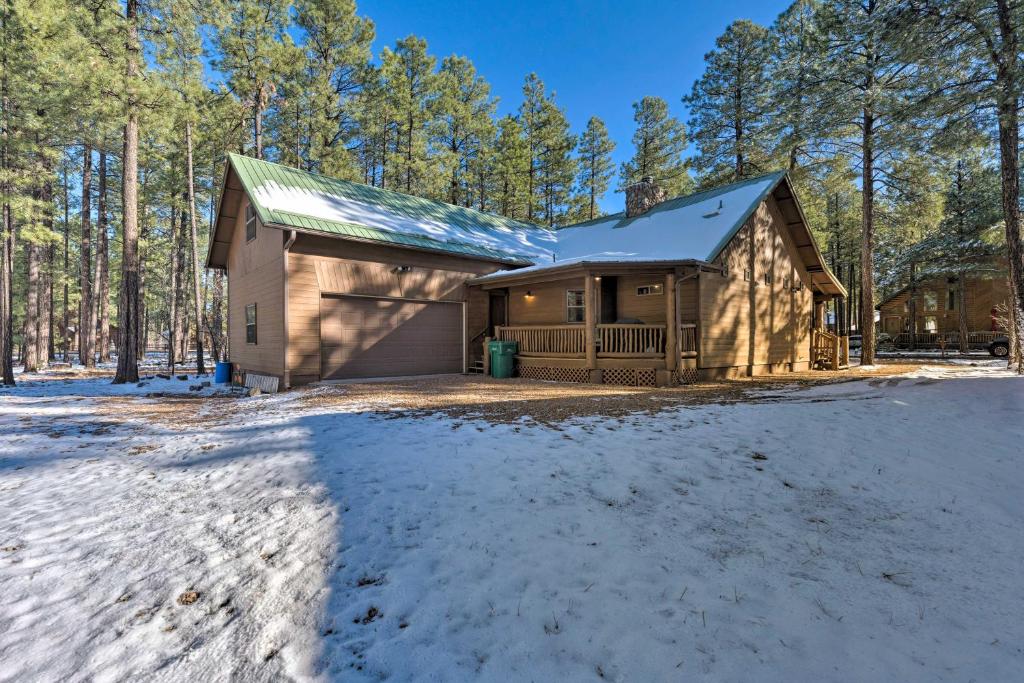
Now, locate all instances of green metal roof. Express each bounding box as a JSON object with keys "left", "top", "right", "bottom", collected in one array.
[{"left": 227, "top": 154, "right": 551, "bottom": 264}]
